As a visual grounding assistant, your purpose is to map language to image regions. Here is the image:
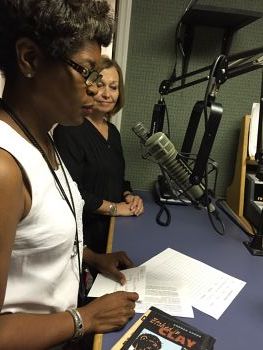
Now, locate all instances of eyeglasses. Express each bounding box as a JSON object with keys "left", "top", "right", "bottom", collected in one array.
[{"left": 63, "top": 58, "right": 102, "bottom": 85}]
